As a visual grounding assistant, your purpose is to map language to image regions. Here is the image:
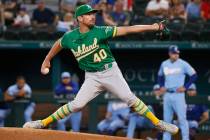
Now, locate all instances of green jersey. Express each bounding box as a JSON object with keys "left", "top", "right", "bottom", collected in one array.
[{"left": 60, "top": 26, "right": 117, "bottom": 72}]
